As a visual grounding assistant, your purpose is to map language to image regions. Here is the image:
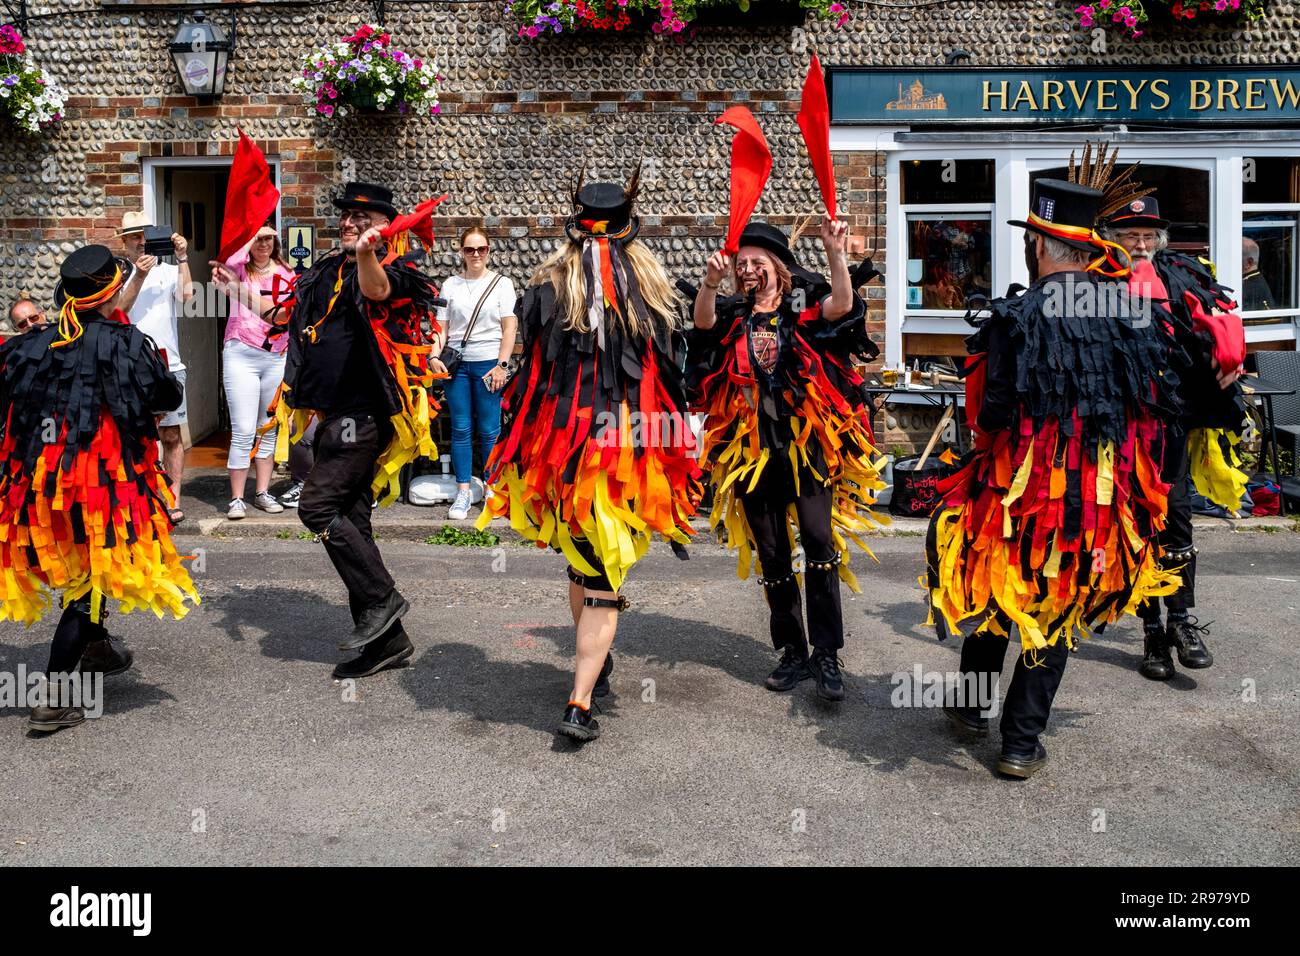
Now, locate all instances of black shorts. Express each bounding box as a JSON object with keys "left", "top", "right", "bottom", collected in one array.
[{"left": 566, "top": 536, "right": 616, "bottom": 592}]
